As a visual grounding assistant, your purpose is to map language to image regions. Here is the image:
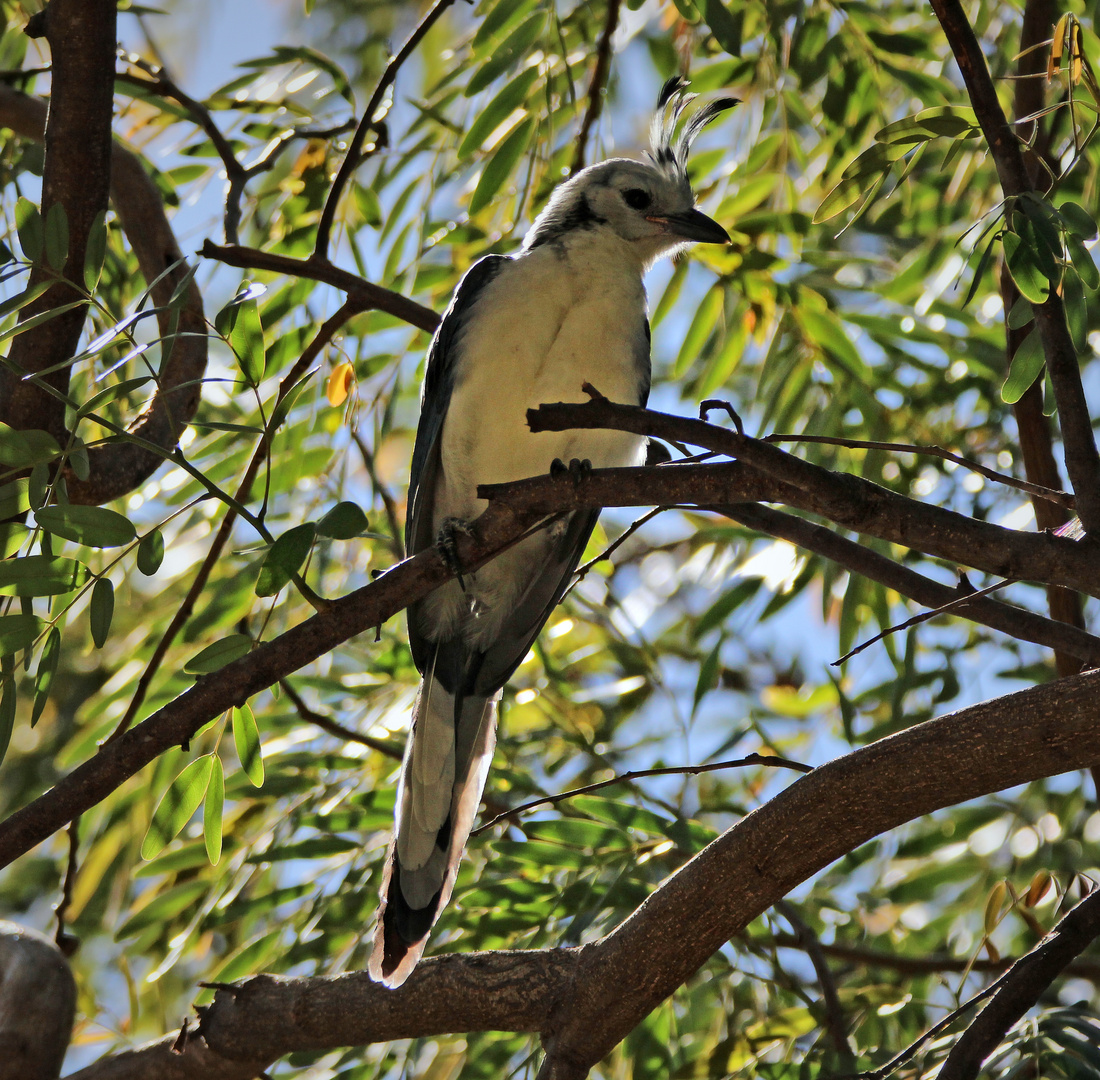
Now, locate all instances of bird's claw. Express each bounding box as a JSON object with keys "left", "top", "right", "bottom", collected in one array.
[
  {"left": 437, "top": 518, "right": 473, "bottom": 591},
  {"left": 550, "top": 457, "right": 592, "bottom": 485}
]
